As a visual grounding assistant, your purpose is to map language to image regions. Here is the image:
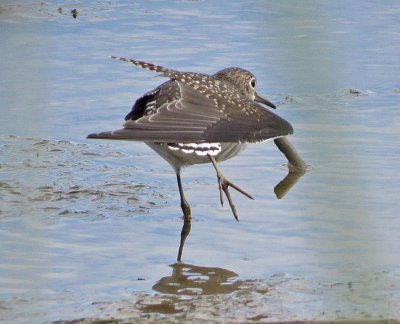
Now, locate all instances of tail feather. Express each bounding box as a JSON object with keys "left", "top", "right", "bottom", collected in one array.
[{"left": 110, "top": 56, "right": 181, "bottom": 80}]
